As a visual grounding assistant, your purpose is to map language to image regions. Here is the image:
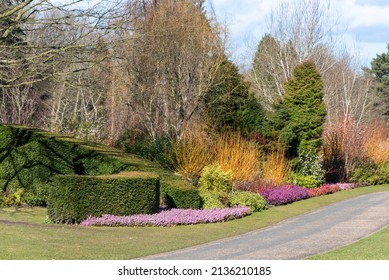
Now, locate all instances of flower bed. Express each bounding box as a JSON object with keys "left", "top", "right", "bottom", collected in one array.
[
  {"left": 259, "top": 185, "right": 310, "bottom": 206},
  {"left": 80, "top": 207, "right": 251, "bottom": 227},
  {"left": 308, "top": 182, "right": 368, "bottom": 197},
  {"left": 307, "top": 184, "right": 341, "bottom": 197}
]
